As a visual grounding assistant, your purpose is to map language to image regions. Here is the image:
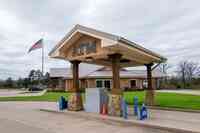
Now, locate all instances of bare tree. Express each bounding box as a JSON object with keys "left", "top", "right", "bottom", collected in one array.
[
  {"left": 177, "top": 61, "right": 200, "bottom": 88},
  {"left": 177, "top": 61, "right": 187, "bottom": 88},
  {"left": 186, "top": 62, "right": 200, "bottom": 81}
]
